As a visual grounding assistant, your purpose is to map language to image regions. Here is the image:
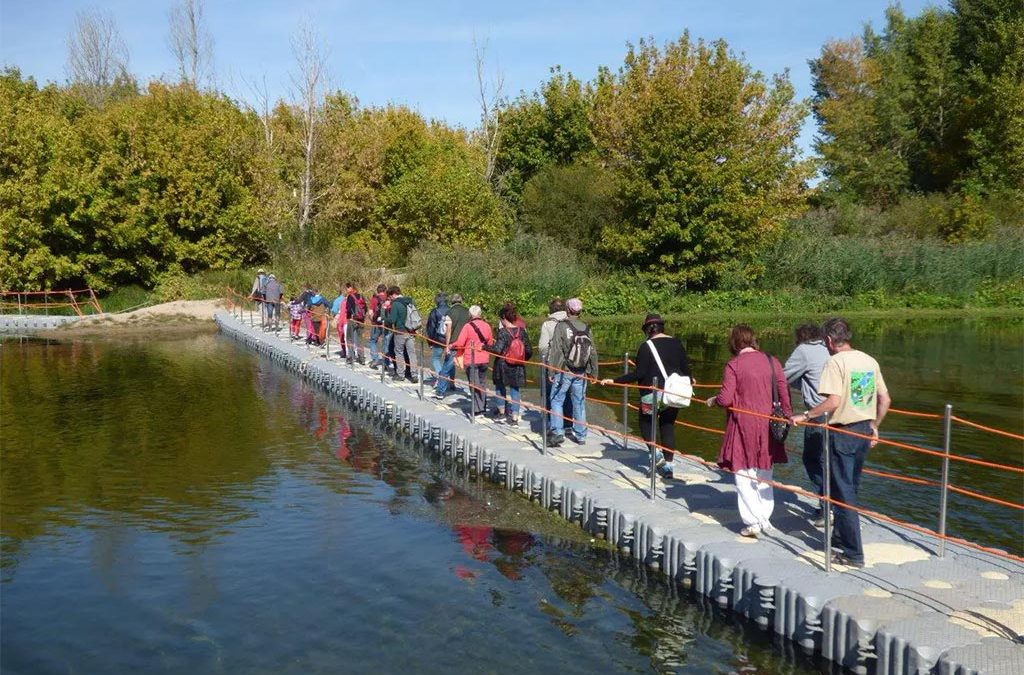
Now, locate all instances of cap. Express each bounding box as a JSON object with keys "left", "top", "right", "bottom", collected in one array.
[
  {"left": 566, "top": 298, "right": 583, "bottom": 313},
  {"left": 268, "top": 273, "right": 276, "bottom": 279}
]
